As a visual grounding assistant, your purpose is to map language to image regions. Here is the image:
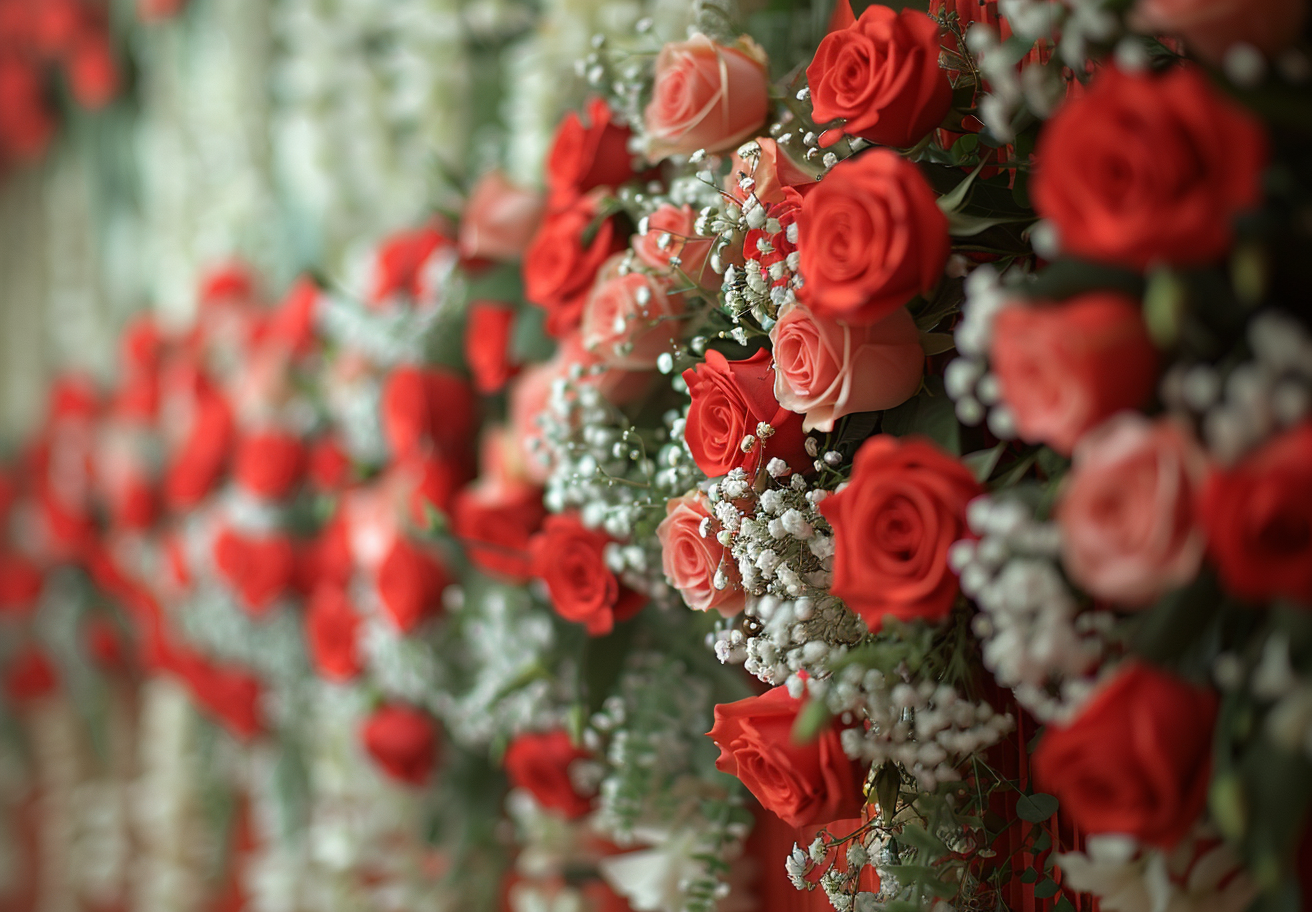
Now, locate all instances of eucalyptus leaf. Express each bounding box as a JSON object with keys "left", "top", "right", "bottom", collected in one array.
[
  {"left": 1015, "top": 792, "right": 1058, "bottom": 823},
  {"left": 919, "top": 331, "right": 956, "bottom": 355}
]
